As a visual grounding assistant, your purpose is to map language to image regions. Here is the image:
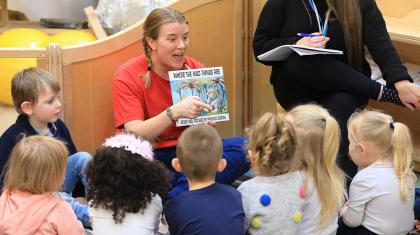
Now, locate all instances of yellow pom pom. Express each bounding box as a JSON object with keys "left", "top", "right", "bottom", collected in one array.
[
  {"left": 293, "top": 211, "right": 302, "bottom": 223},
  {"left": 251, "top": 216, "right": 262, "bottom": 229}
]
